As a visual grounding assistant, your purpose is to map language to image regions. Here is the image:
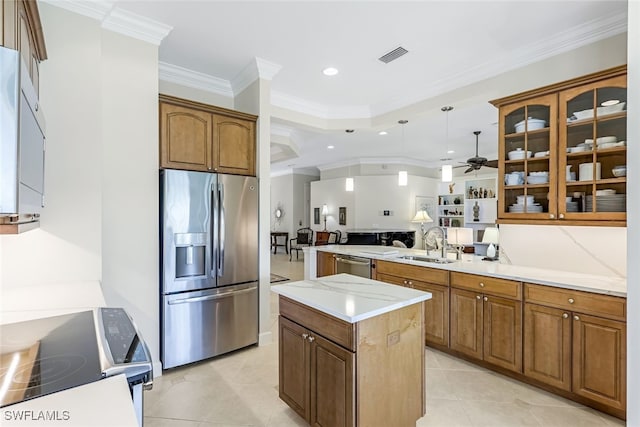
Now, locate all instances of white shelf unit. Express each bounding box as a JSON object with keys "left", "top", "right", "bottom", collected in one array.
[
  {"left": 437, "top": 194, "right": 464, "bottom": 227},
  {"left": 463, "top": 177, "right": 498, "bottom": 242}
]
